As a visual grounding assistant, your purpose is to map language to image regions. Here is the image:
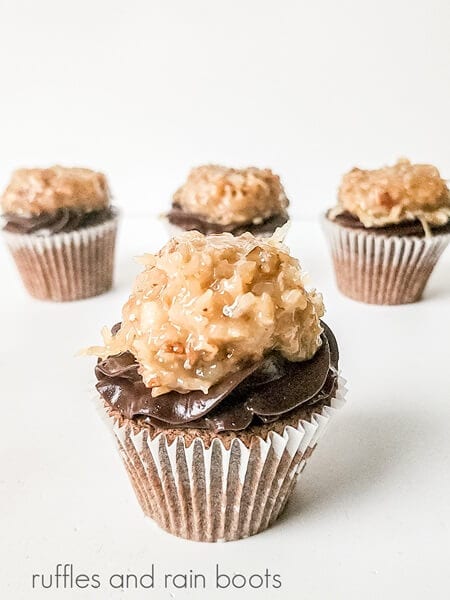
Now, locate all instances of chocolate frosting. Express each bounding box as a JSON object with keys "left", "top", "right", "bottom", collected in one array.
[
  {"left": 3, "top": 207, "right": 114, "bottom": 234},
  {"left": 167, "top": 204, "right": 289, "bottom": 236},
  {"left": 95, "top": 322, "right": 339, "bottom": 433},
  {"left": 329, "top": 210, "right": 450, "bottom": 237}
]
